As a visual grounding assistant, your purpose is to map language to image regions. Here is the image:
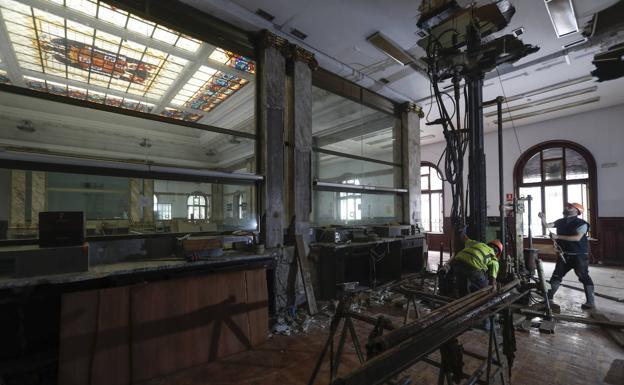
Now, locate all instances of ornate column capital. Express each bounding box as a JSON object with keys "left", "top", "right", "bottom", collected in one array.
[
  {"left": 258, "top": 30, "right": 290, "bottom": 54},
  {"left": 401, "top": 102, "right": 424, "bottom": 118},
  {"left": 286, "top": 44, "right": 319, "bottom": 70}
]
